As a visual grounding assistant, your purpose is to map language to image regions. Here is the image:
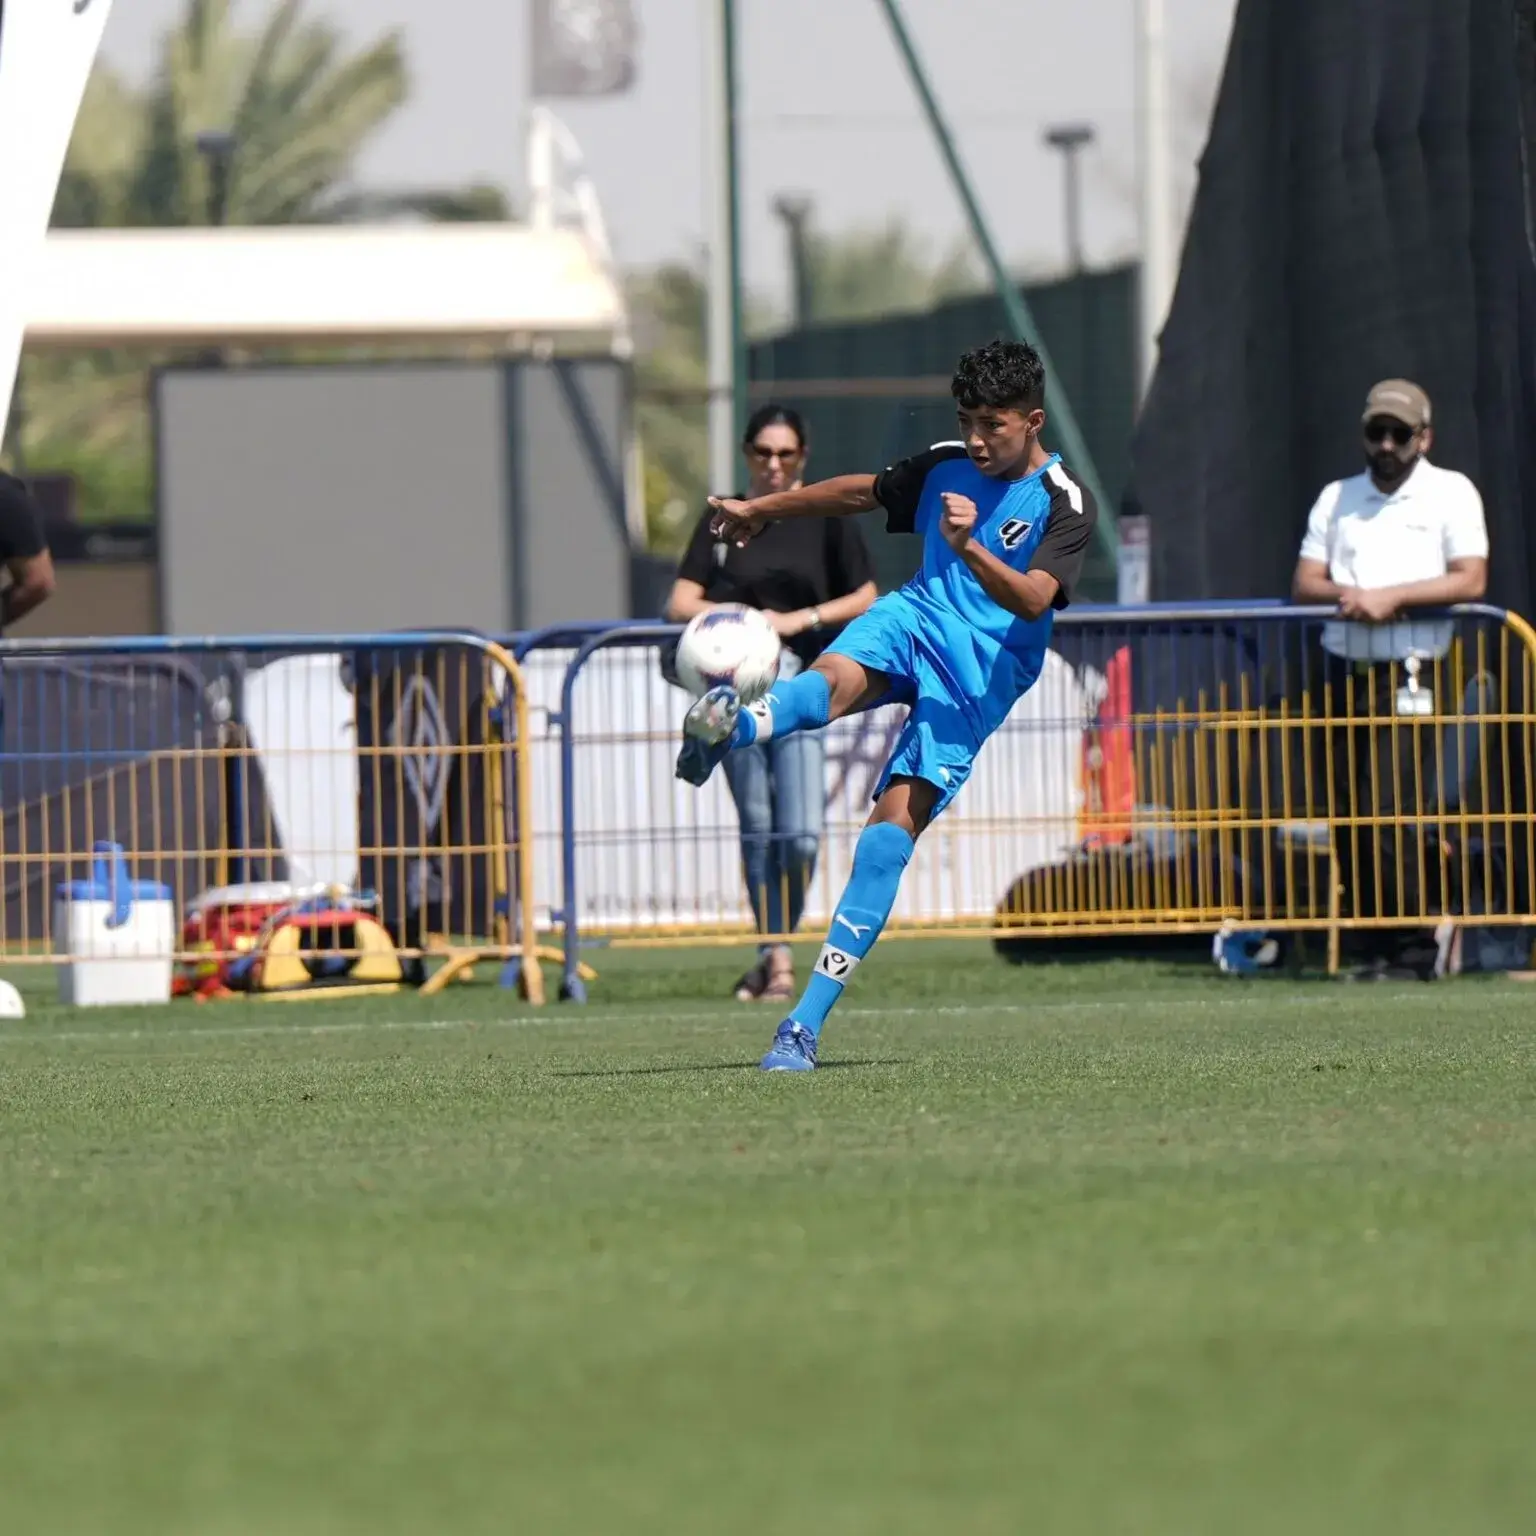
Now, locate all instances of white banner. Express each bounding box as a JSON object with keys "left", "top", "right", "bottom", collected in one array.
[
  {"left": 0, "top": 0, "right": 114, "bottom": 435},
  {"left": 518, "top": 646, "right": 1095, "bottom": 935}
]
